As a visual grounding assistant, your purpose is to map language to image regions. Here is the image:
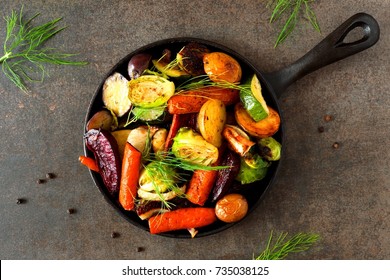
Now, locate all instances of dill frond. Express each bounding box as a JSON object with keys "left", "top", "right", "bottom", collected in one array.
[
  {"left": 255, "top": 231, "right": 320, "bottom": 260},
  {"left": 0, "top": 7, "right": 87, "bottom": 92}
]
